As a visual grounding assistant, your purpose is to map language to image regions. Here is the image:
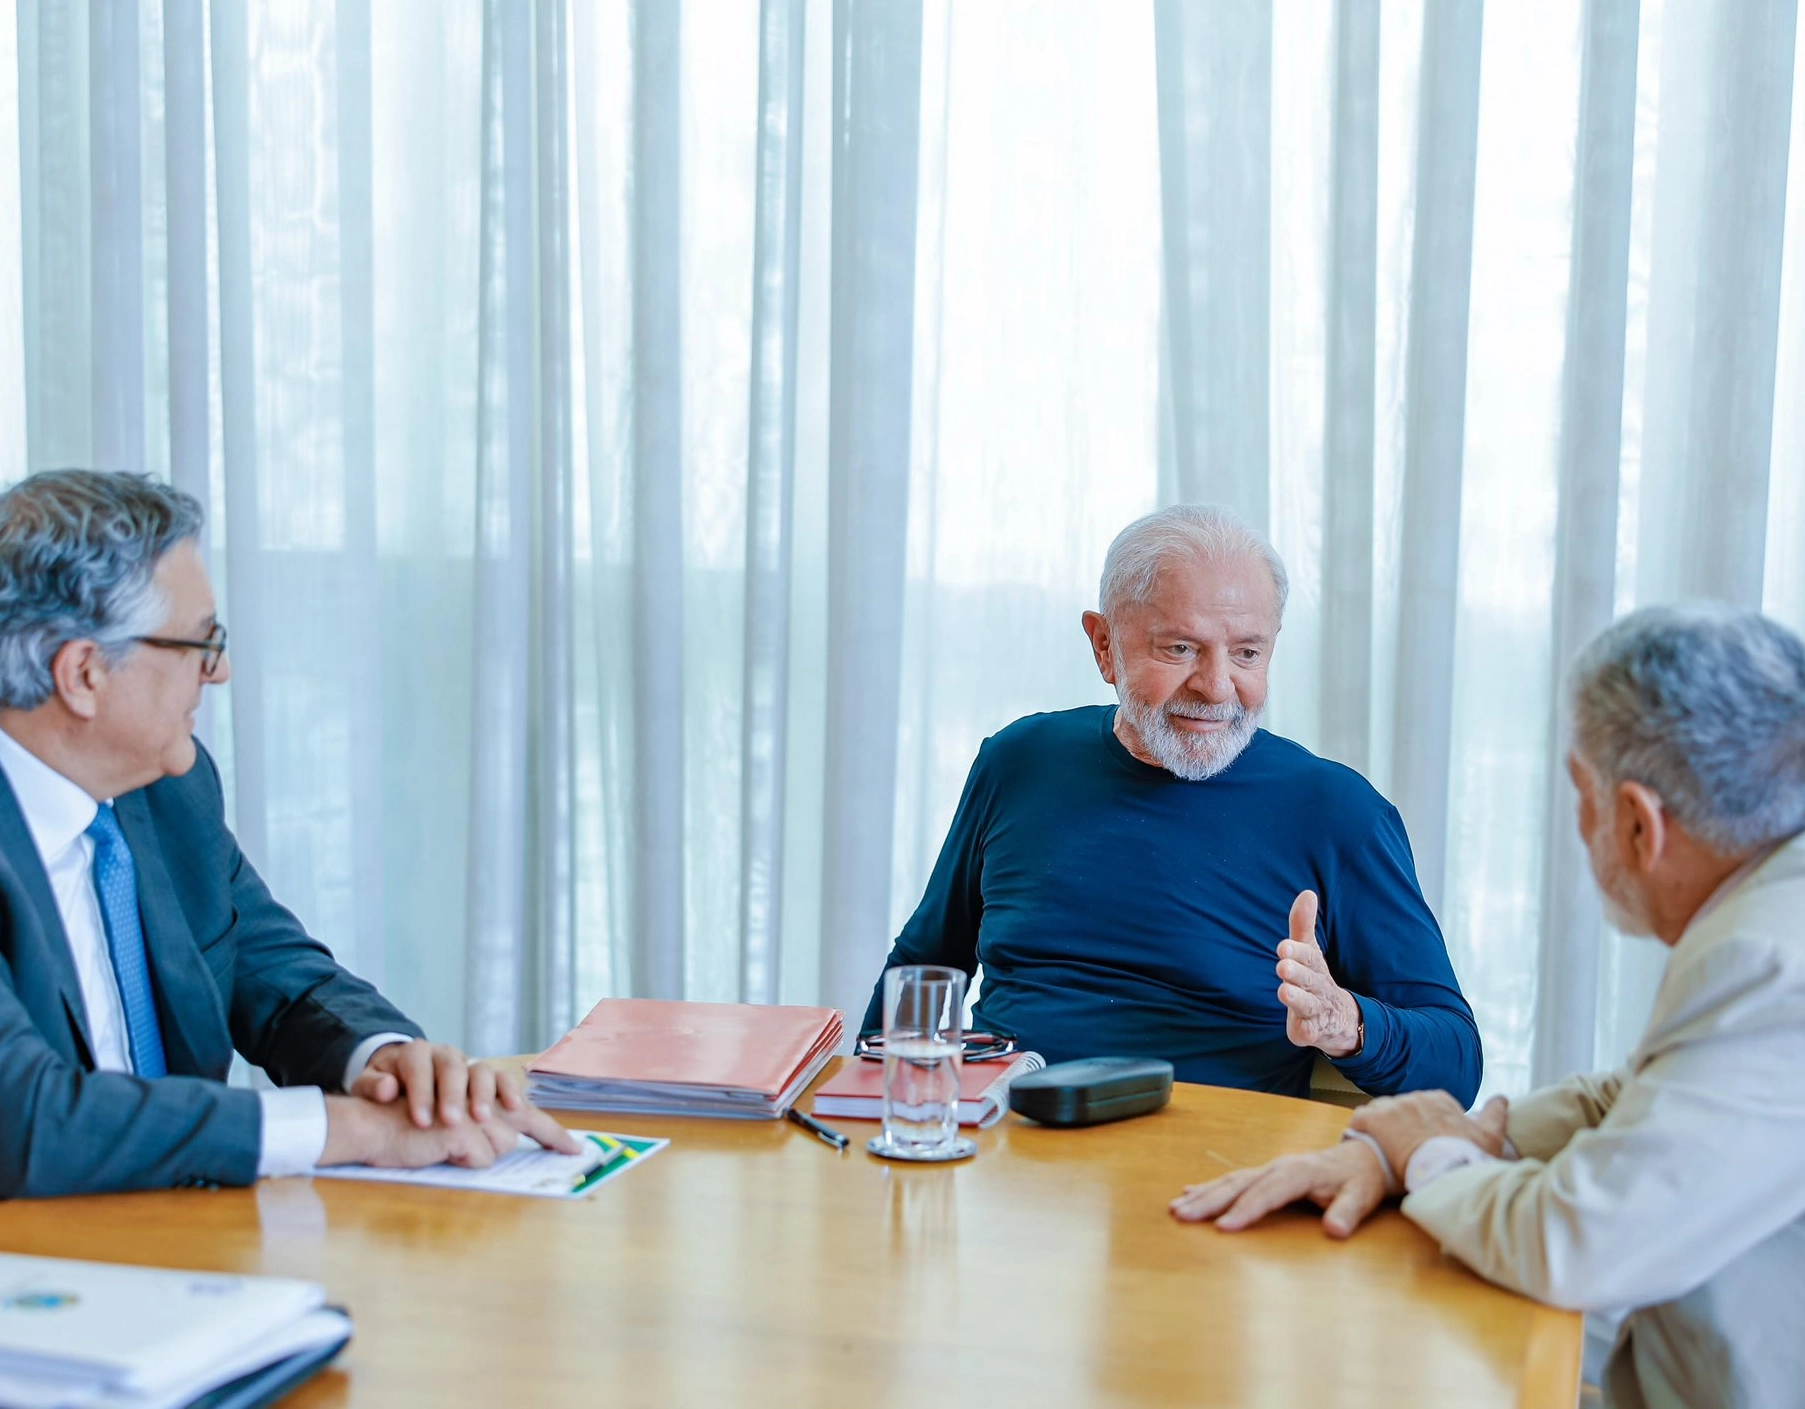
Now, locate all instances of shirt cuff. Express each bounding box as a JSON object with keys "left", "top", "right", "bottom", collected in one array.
[
  {"left": 1329, "top": 994, "right": 1390, "bottom": 1081},
  {"left": 256, "top": 1087, "right": 330, "bottom": 1177},
  {"left": 1339, "top": 1129, "right": 1402, "bottom": 1196},
  {"left": 342, "top": 1032, "right": 416, "bottom": 1093},
  {"left": 1403, "top": 1134, "right": 1501, "bottom": 1193}
]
